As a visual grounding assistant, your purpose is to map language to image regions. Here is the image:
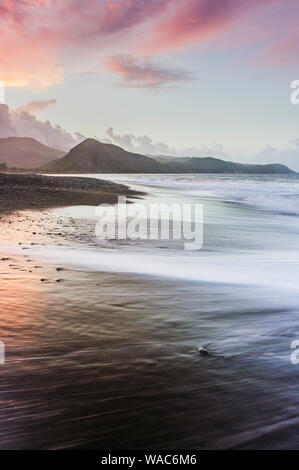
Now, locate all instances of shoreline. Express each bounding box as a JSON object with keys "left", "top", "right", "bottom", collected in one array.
[
  {"left": 0, "top": 173, "right": 142, "bottom": 215},
  {"left": 0, "top": 174, "right": 298, "bottom": 449}
]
